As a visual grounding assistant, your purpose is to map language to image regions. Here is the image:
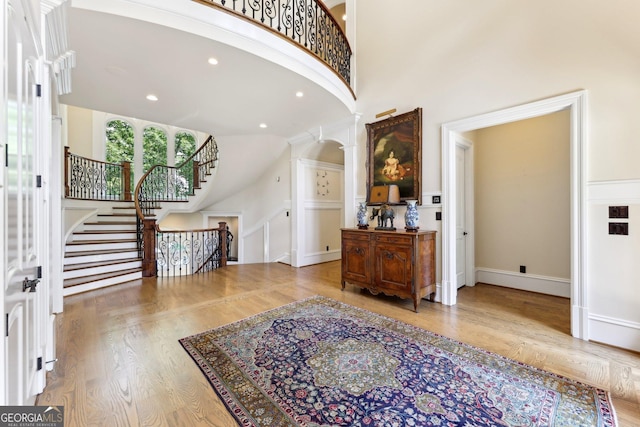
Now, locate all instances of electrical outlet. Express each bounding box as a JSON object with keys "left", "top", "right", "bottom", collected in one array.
[
  {"left": 608, "top": 206, "right": 629, "bottom": 219},
  {"left": 609, "top": 222, "right": 629, "bottom": 235},
  {"left": 520, "top": 265, "right": 526, "bottom": 274},
  {"left": 436, "top": 212, "right": 441, "bottom": 221}
]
